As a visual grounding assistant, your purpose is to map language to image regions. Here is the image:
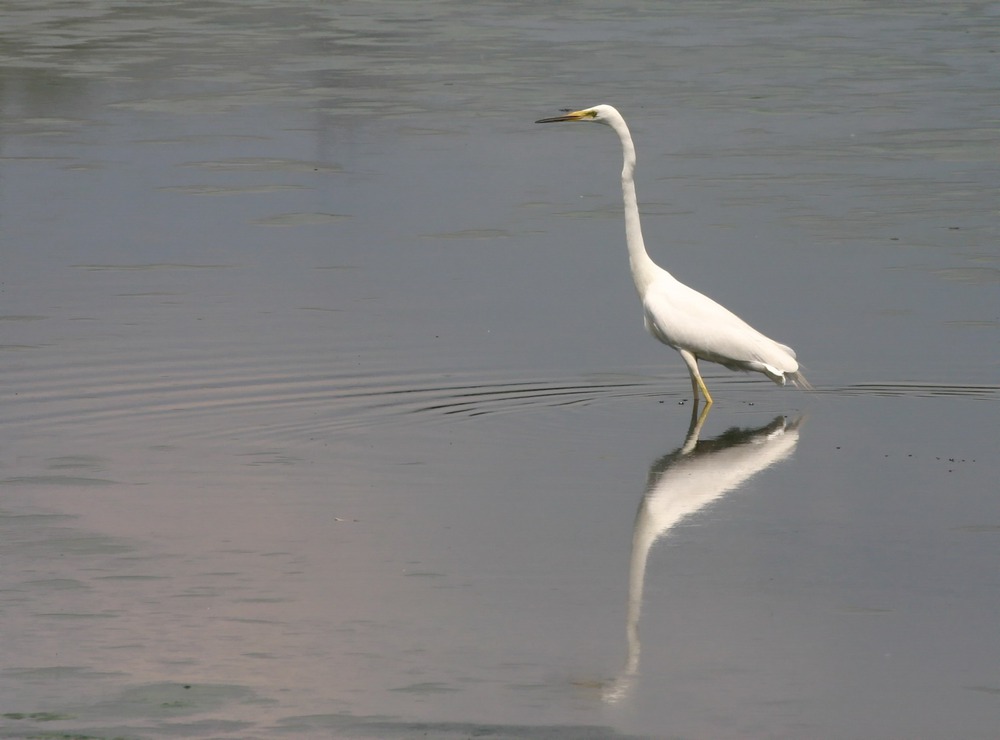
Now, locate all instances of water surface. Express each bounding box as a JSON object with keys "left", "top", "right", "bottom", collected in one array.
[{"left": 1, "top": 2, "right": 998, "bottom": 738}]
